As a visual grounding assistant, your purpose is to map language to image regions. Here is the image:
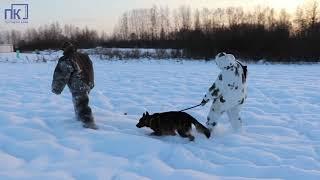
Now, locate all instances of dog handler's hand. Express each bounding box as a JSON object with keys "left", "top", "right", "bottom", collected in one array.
[
  {"left": 52, "top": 88, "right": 61, "bottom": 95},
  {"left": 201, "top": 99, "right": 208, "bottom": 106}
]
